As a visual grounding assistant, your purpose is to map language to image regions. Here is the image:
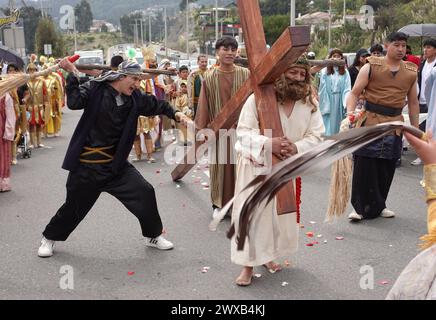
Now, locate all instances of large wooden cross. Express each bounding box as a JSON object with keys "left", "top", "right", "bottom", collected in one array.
[{"left": 171, "top": 0, "right": 310, "bottom": 213}]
